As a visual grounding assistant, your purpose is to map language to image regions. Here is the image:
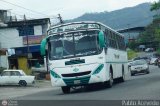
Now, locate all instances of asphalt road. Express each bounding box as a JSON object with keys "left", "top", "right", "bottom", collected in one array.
[
  {"left": 14, "top": 65, "right": 160, "bottom": 100},
  {"left": 1, "top": 65, "right": 160, "bottom": 106}
]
